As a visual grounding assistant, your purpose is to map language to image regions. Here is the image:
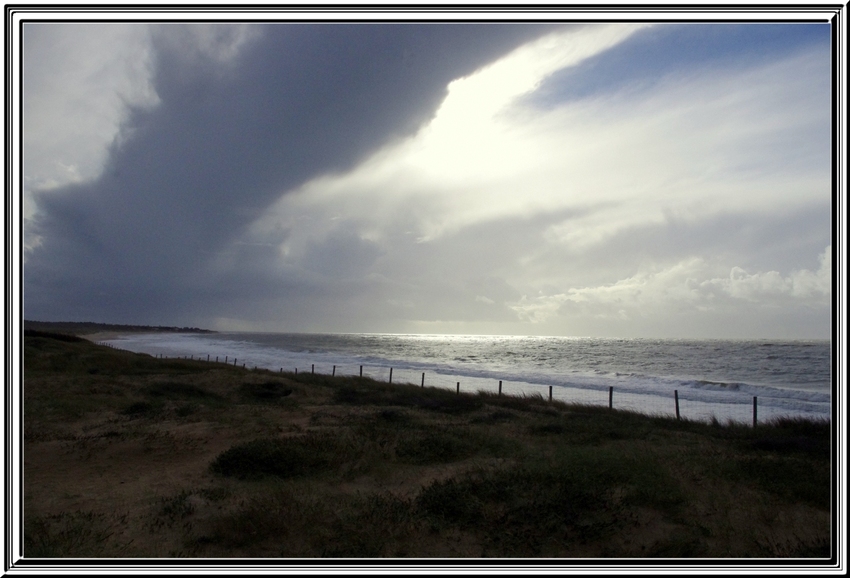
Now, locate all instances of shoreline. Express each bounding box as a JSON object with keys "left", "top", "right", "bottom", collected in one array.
[{"left": 98, "top": 332, "right": 831, "bottom": 426}]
